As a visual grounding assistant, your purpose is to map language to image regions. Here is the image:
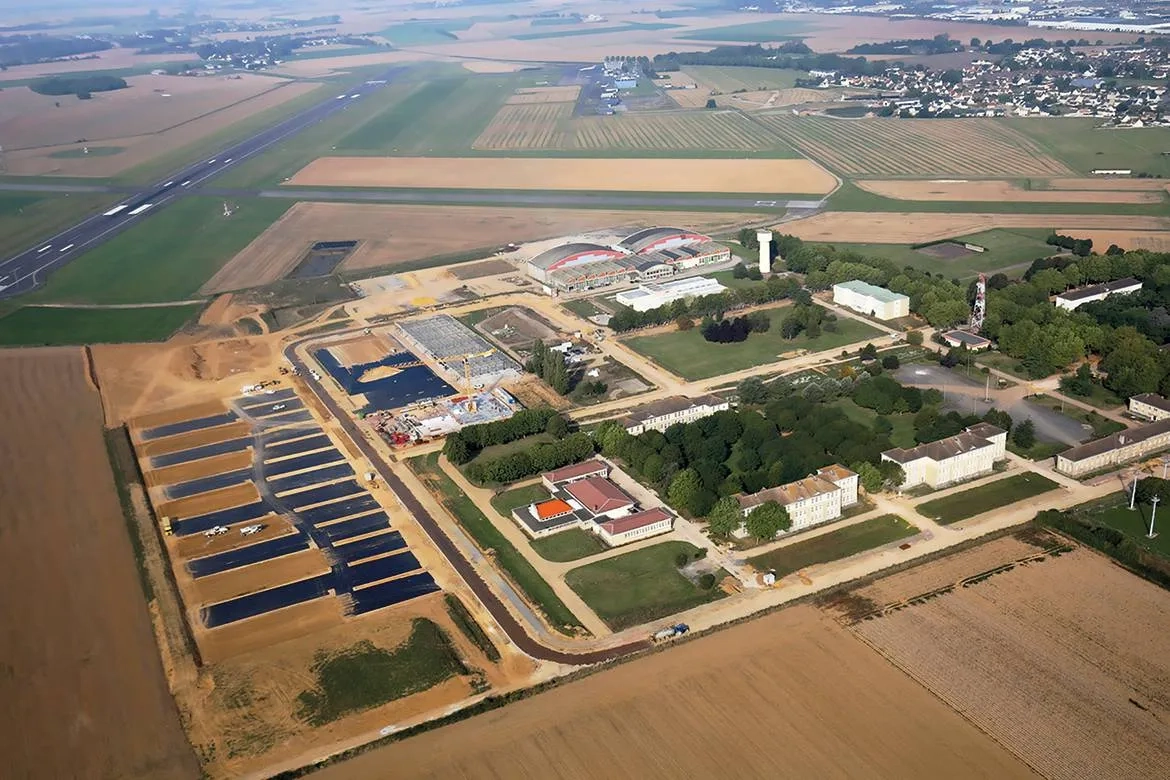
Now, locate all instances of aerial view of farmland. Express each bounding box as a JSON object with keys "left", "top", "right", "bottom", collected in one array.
[{"left": 2, "top": 0, "right": 1169, "bottom": 777}]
